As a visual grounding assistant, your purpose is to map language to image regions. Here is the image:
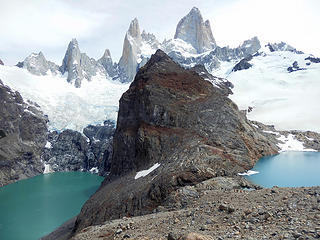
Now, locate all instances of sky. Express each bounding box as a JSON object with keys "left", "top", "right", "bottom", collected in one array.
[{"left": 0, "top": 0, "right": 319, "bottom": 65}]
